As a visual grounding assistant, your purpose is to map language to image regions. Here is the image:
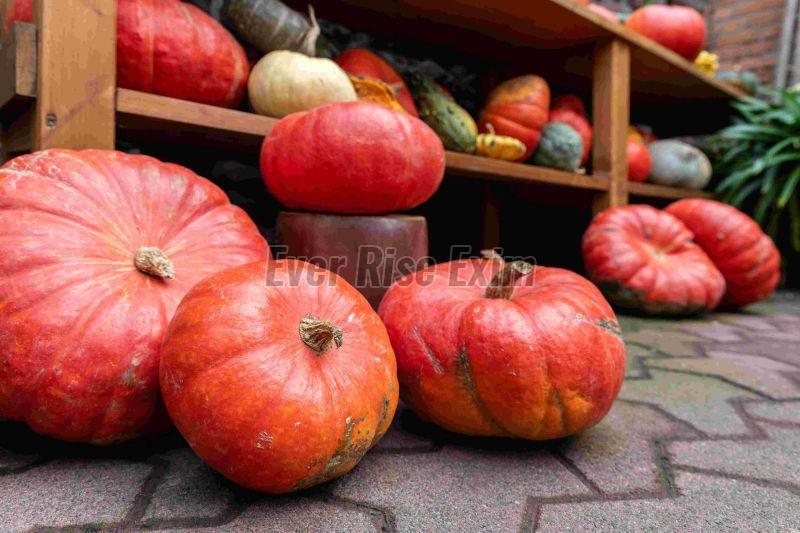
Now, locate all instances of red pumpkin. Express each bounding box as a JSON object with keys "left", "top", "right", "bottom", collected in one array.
[
  {"left": 160, "top": 259, "right": 398, "bottom": 493},
  {"left": 666, "top": 199, "right": 781, "bottom": 307},
  {"left": 378, "top": 254, "right": 625, "bottom": 440},
  {"left": 583, "top": 205, "right": 725, "bottom": 315},
  {"left": 627, "top": 139, "right": 652, "bottom": 182},
  {"left": 550, "top": 108, "right": 592, "bottom": 165},
  {"left": 479, "top": 75, "right": 551, "bottom": 160},
  {"left": 335, "top": 48, "right": 418, "bottom": 117},
  {"left": 588, "top": 3, "right": 619, "bottom": 22},
  {"left": 260, "top": 101, "right": 445, "bottom": 214},
  {"left": 0, "top": 150, "right": 268, "bottom": 443},
  {"left": 626, "top": 5, "right": 707, "bottom": 61},
  {"left": 552, "top": 94, "right": 587, "bottom": 116},
  {"left": 6, "top": 0, "right": 248, "bottom": 108}
]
